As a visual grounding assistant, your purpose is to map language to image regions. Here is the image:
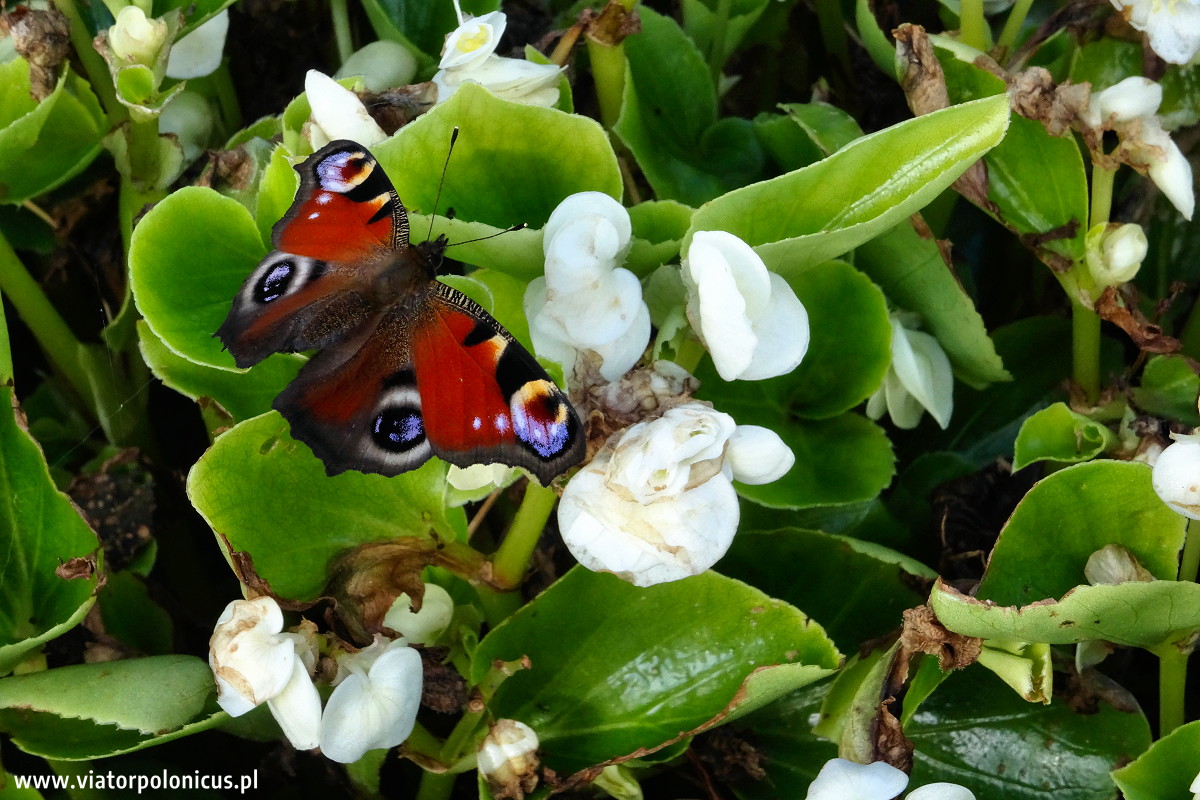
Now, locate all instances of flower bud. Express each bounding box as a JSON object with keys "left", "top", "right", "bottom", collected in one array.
[
  {"left": 478, "top": 719, "right": 539, "bottom": 800},
  {"left": 108, "top": 5, "right": 168, "bottom": 66},
  {"left": 1152, "top": 433, "right": 1200, "bottom": 520},
  {"left": 305, "top": 70, "right": 387, "bottom": 149},
  {"left": 1084, "top": 222, "right": 1147, "bottom": 286},
  {"left": 337, "top": 40, "right": 418, "bottom": 91},
  {"left": 383, "top": 584, "right": 454, "bottom": 645}
]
